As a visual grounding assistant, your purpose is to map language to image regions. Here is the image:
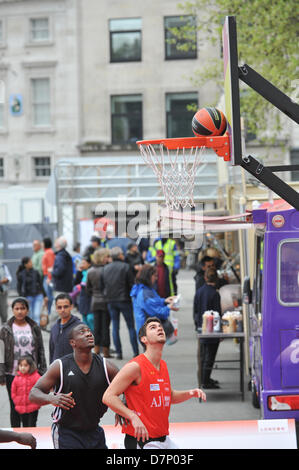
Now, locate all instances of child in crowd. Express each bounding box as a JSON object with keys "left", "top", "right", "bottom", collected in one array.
[{"left": 11, "top": 355, "right": 41, "bottom": 427}]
